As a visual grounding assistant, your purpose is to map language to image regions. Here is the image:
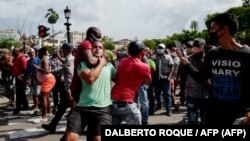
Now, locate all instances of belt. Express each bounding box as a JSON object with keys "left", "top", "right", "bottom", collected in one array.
[{"left": 113, "top": 101, "right": 133, "bottom": 105}]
